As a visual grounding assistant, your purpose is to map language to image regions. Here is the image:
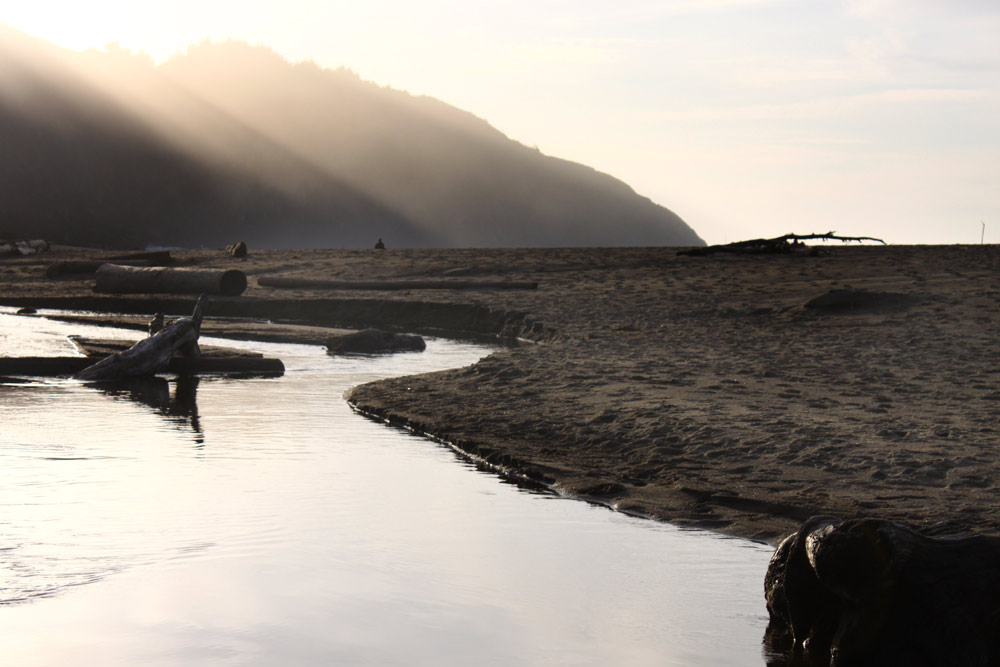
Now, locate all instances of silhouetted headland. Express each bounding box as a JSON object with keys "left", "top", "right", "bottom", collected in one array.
[{"left": 0, "top": 27, "right": 703, "bottom": 250}]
